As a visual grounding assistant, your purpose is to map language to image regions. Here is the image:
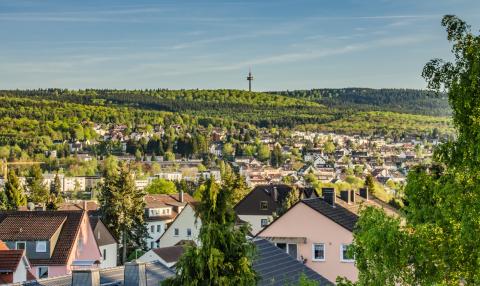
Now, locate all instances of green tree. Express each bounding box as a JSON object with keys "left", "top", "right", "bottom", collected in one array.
[
  {"left": 222, "top": 143, "right": 235, "bottom": 158},
  {"left": 50, "top": 173, "right": 62, "bottom": 196},
  {"left": 323, "top": 141, "right": 335, "bottom": 154},
  {"left": 28, "top": 165, "right": 49, "bottom": 204},
  {"left": 339, "top": 16, "right": 480, "bottom": 286},
  {"left": 99, "top": 162, "right": 148, "bottom": 263},
  {"left": 164, "top": 151, "right": 175, "bottom": 162},
  {"left": 4, "top": 169, "right": 26, "bottom": 210},
  {"left": 270, "top": 144, "right": 283, "bottom": 167},
  {"left": 163, "top": 179, "right": 258, "bottom": 286},
  {"left": 0, "top": 191, "right": 7, "bottom": 210},
  {"left": 144, "top": 178, "right": 177, "bottom": 194},
  {"left": 229, "top": 175, "right": 251, "bottom": 205},
  {"left": 257, "top": 144, "right": 270, "bottom": 162},
  {"left": 364, "top": 174, "right": 375, "bottom": 195},
  {"left": 278, "top": 187, "right": 300, "bottom": 216}
]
